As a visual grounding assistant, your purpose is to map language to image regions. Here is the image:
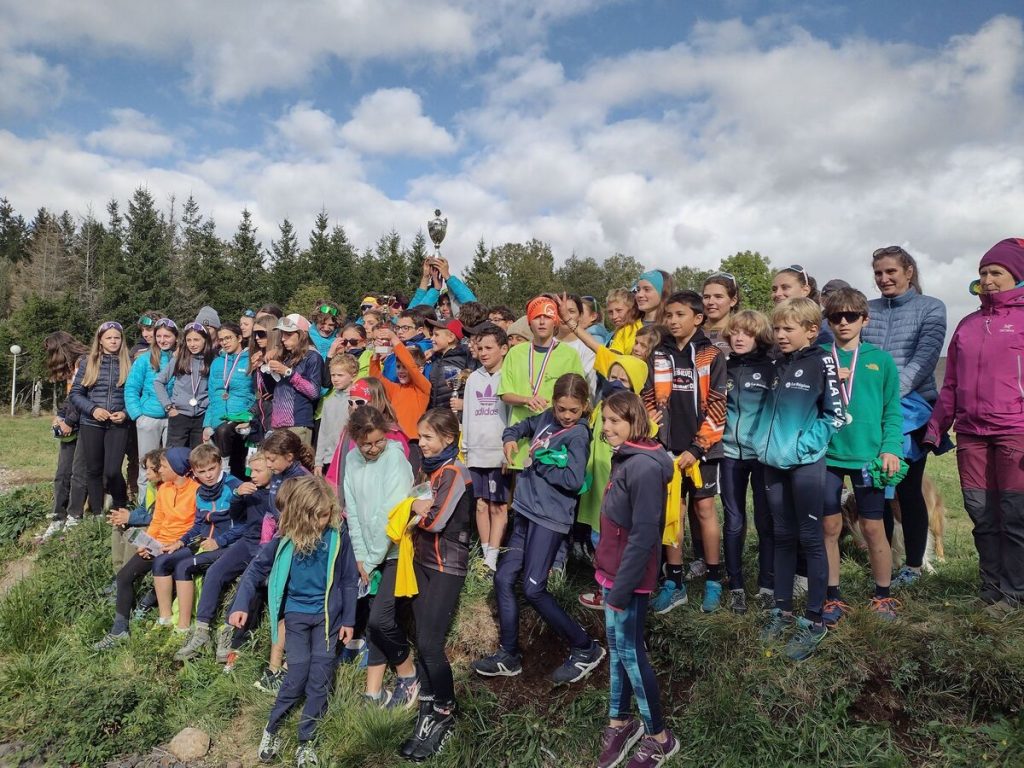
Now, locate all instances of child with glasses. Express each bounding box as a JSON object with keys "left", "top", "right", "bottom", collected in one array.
[{"left": 383, "top": 309, "right": 434, "bottom": 383}]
